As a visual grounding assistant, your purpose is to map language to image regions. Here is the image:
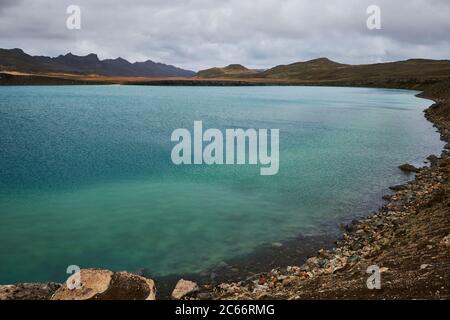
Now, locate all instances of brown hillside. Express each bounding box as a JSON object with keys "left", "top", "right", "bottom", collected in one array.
[{"left": 196, "top": 64, "right": 260, "bottom": 78}]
